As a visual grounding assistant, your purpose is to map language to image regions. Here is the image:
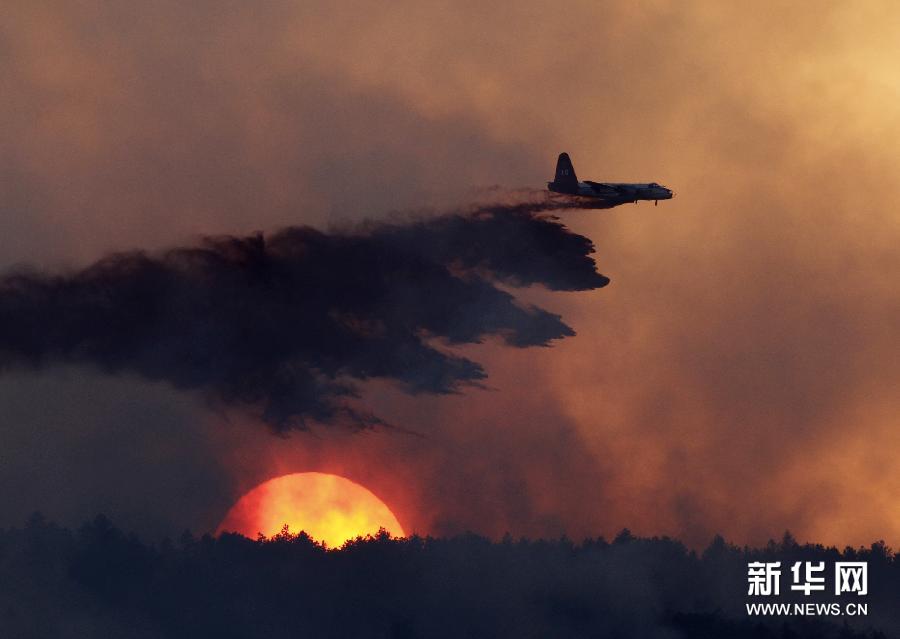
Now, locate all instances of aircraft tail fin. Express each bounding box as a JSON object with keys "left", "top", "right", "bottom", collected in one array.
[{"left": 554, "top": 152, "right": 579, "bottom": 189}]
